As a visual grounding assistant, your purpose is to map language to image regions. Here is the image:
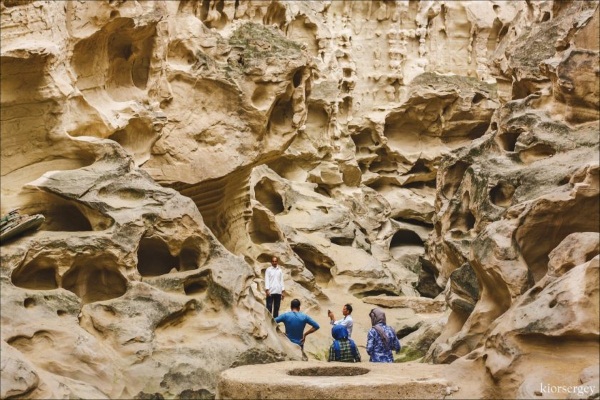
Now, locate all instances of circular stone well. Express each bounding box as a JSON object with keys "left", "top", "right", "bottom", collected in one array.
[
  {"left": 288, "top": 366, "right": 369, "bottom": 376},
  {"left": 217, "top": 361, "right": 454, "bottom": 399}
]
